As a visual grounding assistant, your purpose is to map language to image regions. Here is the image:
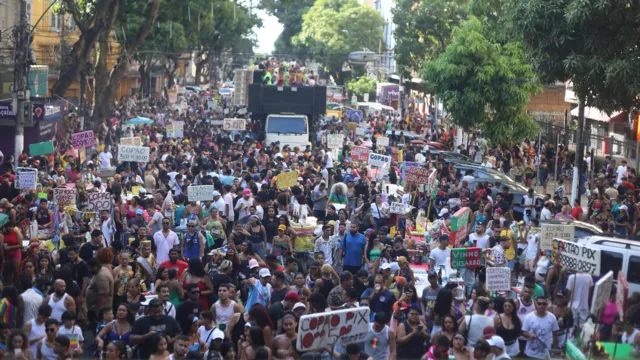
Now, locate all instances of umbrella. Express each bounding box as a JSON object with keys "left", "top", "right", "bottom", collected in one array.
[{"left": 126, "top": 117, "right": 154, "bottom": 125}]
